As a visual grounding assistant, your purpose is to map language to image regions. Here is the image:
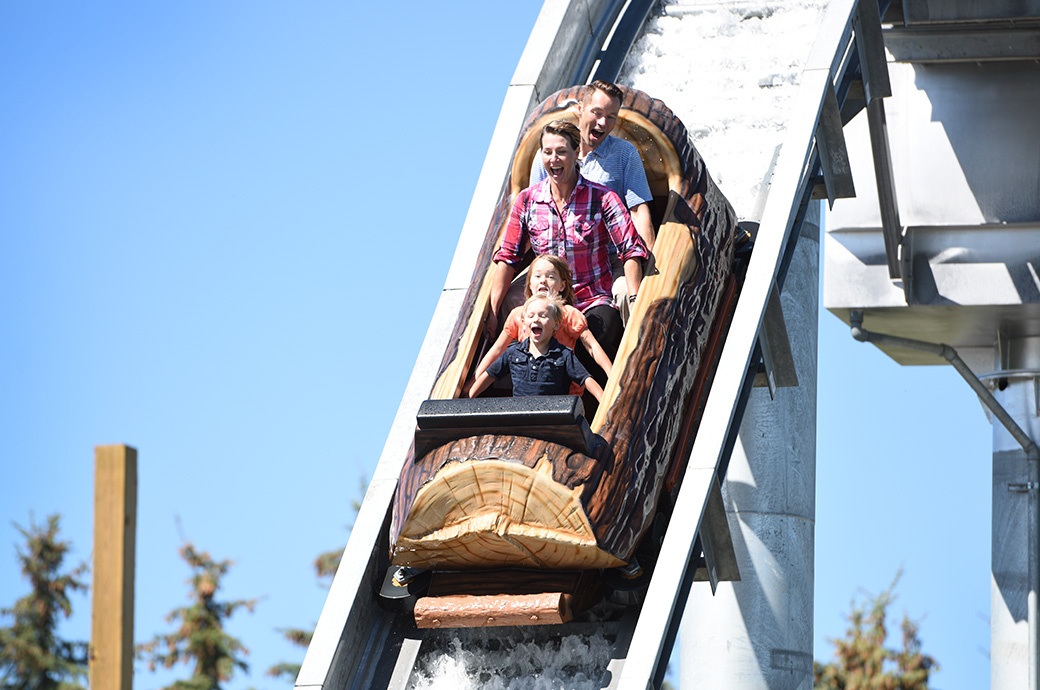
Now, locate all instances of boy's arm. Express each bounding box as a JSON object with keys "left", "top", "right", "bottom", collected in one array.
[{"left": 578, "top": 329, "right": 613, "bottom": 377}]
